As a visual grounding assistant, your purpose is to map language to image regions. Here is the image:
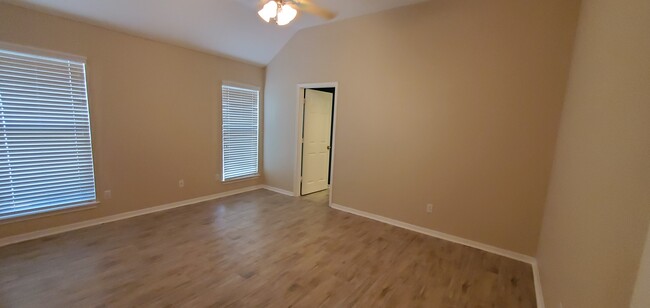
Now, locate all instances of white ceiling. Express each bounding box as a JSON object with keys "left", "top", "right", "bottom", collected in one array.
[{"left": 5, "top": 0, "right": 427, "bottom": 65}]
